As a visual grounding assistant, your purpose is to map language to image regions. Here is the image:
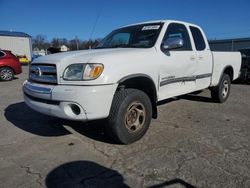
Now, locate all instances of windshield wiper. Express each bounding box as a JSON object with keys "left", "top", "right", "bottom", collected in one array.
[
  {"left": 95, "top": 46, "right": 105, "bottom": 49},
  {"left": 96, "top": 44, "right": 130, "bottom": 49},
  {"left": 95, "top": 44, "right": 144, "bottom": 49},
  {"left": 110, "top": 44, "right": 130, "bottom": 48}
]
